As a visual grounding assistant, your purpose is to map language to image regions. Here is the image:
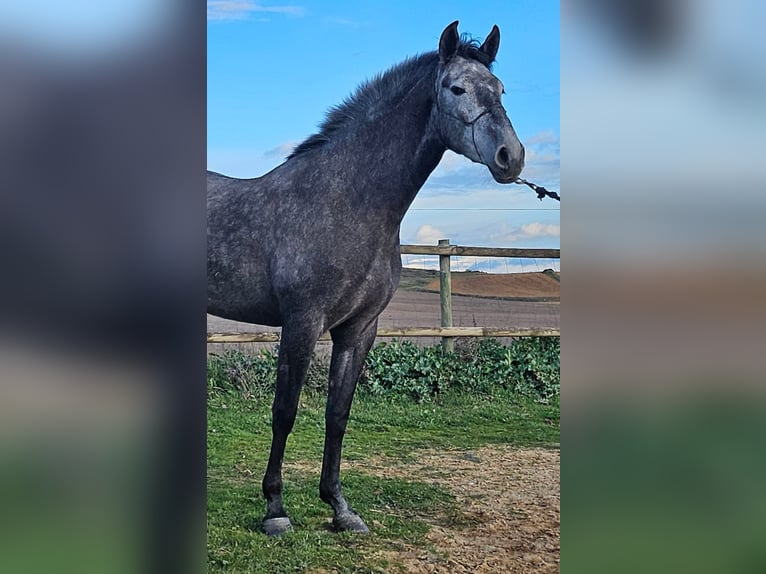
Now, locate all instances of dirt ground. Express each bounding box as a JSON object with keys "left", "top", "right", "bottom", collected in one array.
[
  {"left": 355, "top": 446, "right": 560, "bottom": 573},
  {"left": 422, "top": 272, "right": 559, "bottom": 300}
]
